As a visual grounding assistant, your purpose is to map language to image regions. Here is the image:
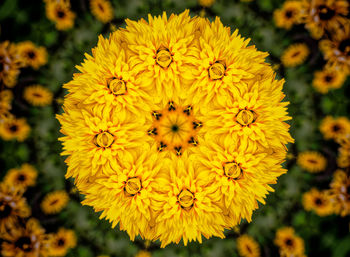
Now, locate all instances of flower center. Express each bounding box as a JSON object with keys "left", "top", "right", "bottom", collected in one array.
[
  {"left": 324, "top": 75, "right": 333, "bottom": 83},
  {"left": 56, "top": 9, "right": 66, "bottom": 19},
  {"left": 156, "top": 48, "right": 172, "bottom": 68},
  {"left": 223, "top": 162, "right": 242, "bottom": 179},
  {"left": 17, "top": 174, "right": 26, "bottom": 182},
  {"left": 27, "top": 51, "right": 36, "bottom": 59},
  {"left": 314, "top": 197, "right": 323, "bottom": 206},
  {"left": 236, "top": 109, "right": 257, "bottom": 126},
  {"left": 285, "top": 9, "right": 294, "bottom": 19},
  {"left": 125, "top": 177, "right": 142, "bottom": 196},
  {"left": 332, "top": 124, "right": 341, "bottom": 132},
  {"left": 148, "top": 101, "right": 202, "bottom": 156},
  {"left": 94, "top": 131, "right": 114, "bottom": 148},
  {"left": 57, "top": 238, "right": 66, "bottom": 247},
  {"left": 209, "top": 61, "right": 225, "bottom": 80},
  {"left": 9, "top": 124, "right": 18, "bottom": 132},
  {"left": 318, "top": 5, "right": 335, "bottom": 20},
  {"left": 108, "top": 78, "right": 127, "bottom": 96},
  {"left": 0, "top": 202, "right": 12, "bottom": 218},
  {"left": 15, "top": 236, "right": 33, "bottom": 252},
  {"left": 285, "top": 238, "right": 294, "bottom": 247},
  {"left": 178, "top": 189, "right": 194, "bottom": 210}
]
